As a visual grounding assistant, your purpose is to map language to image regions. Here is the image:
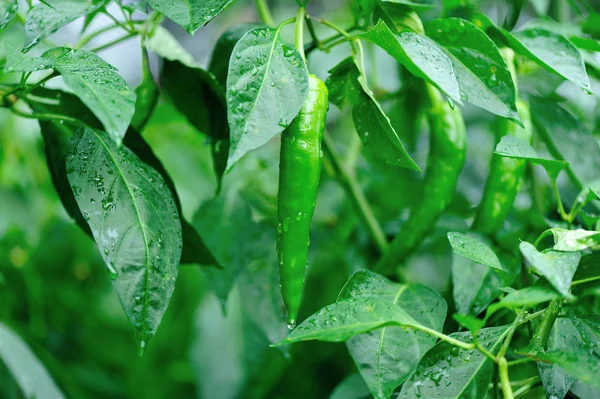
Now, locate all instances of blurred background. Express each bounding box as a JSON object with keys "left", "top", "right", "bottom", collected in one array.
[{"left": 0, "top": 0, "right": 599, "bottom": 398}]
